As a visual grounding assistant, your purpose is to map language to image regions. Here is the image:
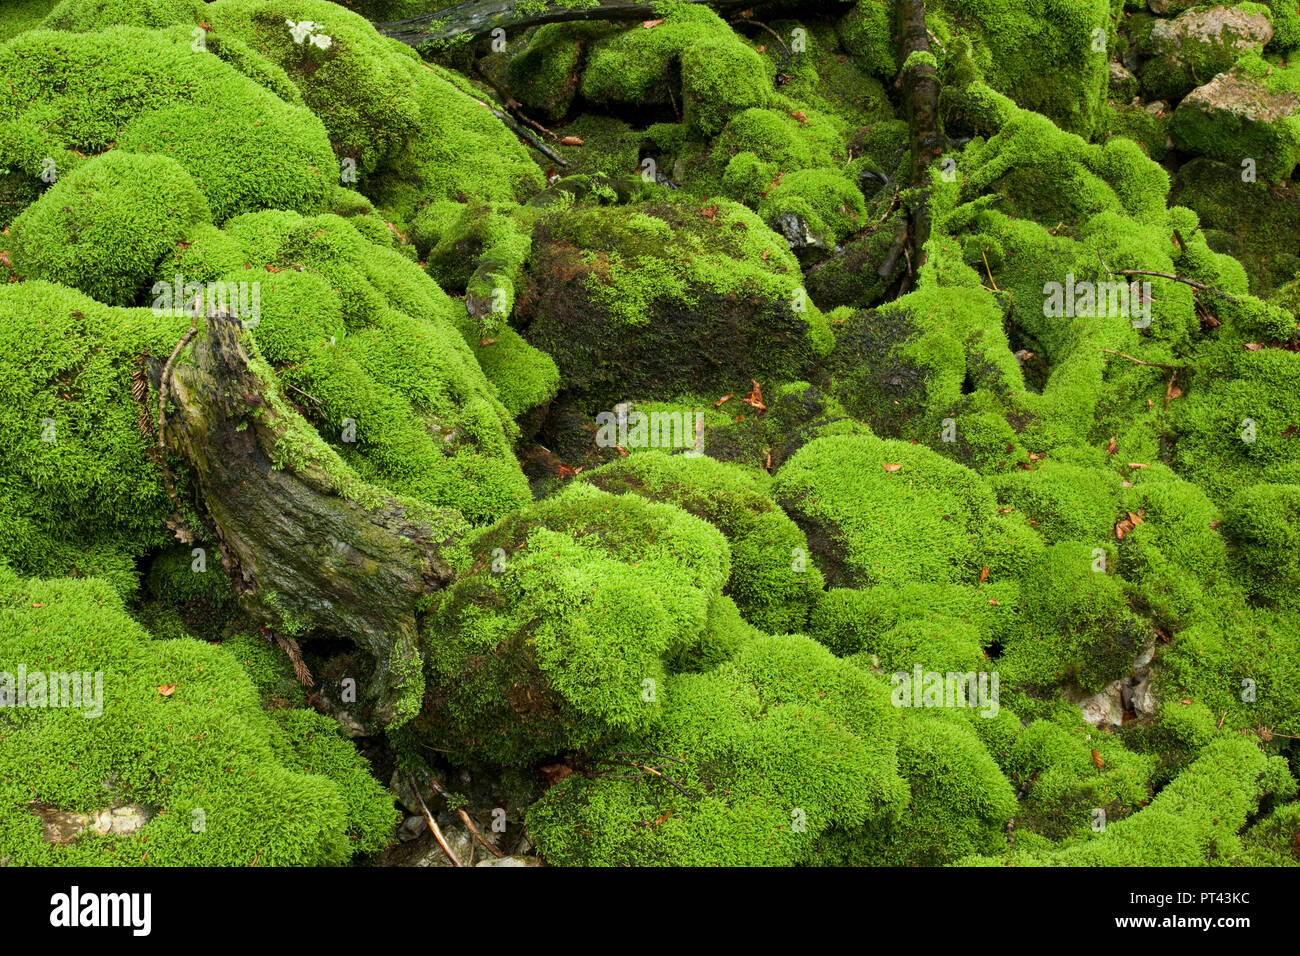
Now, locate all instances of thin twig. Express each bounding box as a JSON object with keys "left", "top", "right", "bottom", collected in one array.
[
  {"left": 457, "top": 808, "right": 505, "bottom": 858},
  {"left": 1098, "top": 258, "right": 1239, "bottom": 304},
  {"left": 409, "top": 774, "right": 462, "bottom": 867},
  {"left": 981, "top": 248, "right": 999, "bottom": 291},
  {"left": 727, "top": 19, "right": 791, "bottom": 59},
  {"left": 1098, "top": 348, "right": 1184, "bottom": 371},
  {"left": 284, "top": 382, "right": 325, "bottom": 409}
]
